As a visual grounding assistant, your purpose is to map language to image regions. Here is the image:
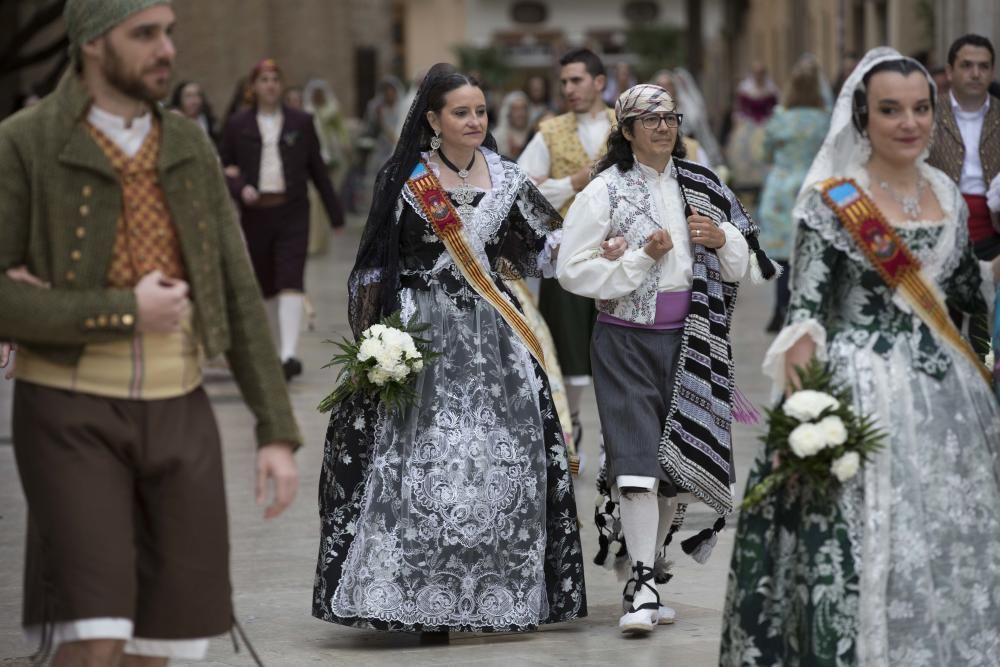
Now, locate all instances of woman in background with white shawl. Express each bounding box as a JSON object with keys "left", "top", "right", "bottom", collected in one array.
[{"left": 304, "top": 79, "right": 351, "bottom": 255}]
